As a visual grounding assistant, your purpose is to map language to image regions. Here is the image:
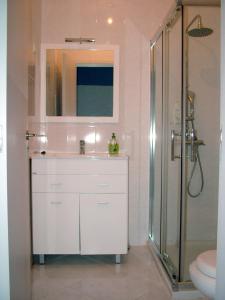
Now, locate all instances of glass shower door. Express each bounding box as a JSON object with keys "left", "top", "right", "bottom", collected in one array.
[
  {"left": 161, "top": 10, "right": 183, "bottom": 280},
  {"left": 150, "top": 3, "right": 220, "bottom": 285},
  {"left": 149, "top": 33, "right": 163, "bottom": 251},
  {"left": 182, "top": 5, "right": 220, "bottom": 281}
]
